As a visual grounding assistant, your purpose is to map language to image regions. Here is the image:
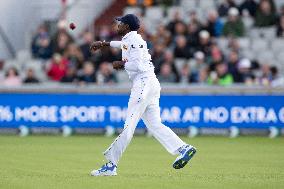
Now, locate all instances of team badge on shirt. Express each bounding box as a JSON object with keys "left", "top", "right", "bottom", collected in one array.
[{"left": 122, "top": 44, "right": 128, "bottom": 50}]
